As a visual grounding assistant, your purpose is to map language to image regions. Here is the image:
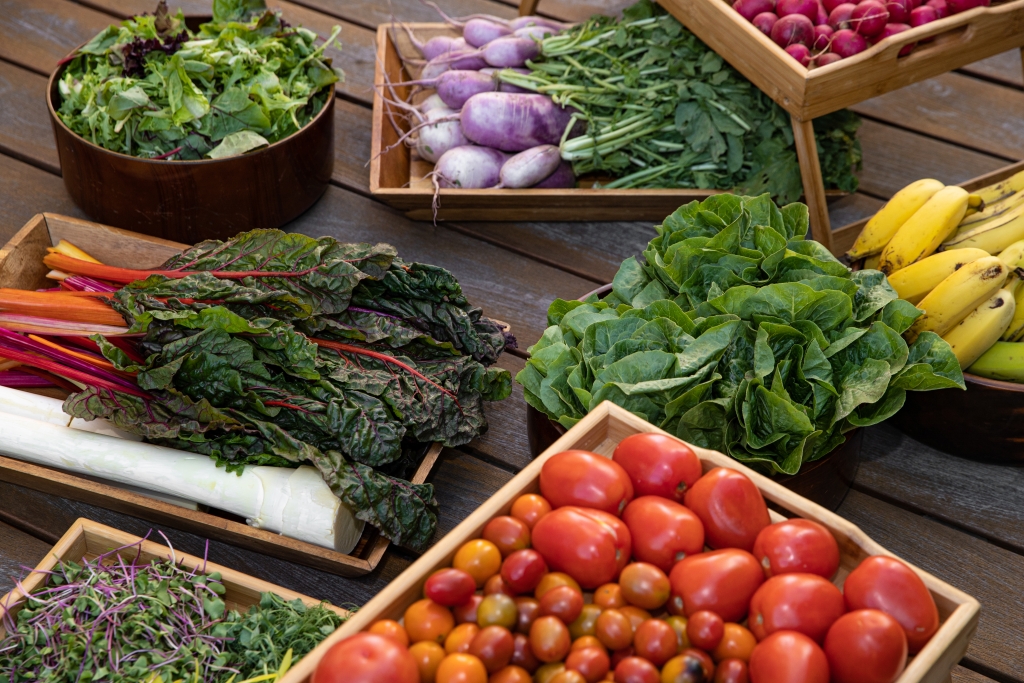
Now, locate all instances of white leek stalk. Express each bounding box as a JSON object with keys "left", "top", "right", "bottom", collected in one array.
[{"left": 0, "top": 384, "right": 140, "bottom": 440}]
